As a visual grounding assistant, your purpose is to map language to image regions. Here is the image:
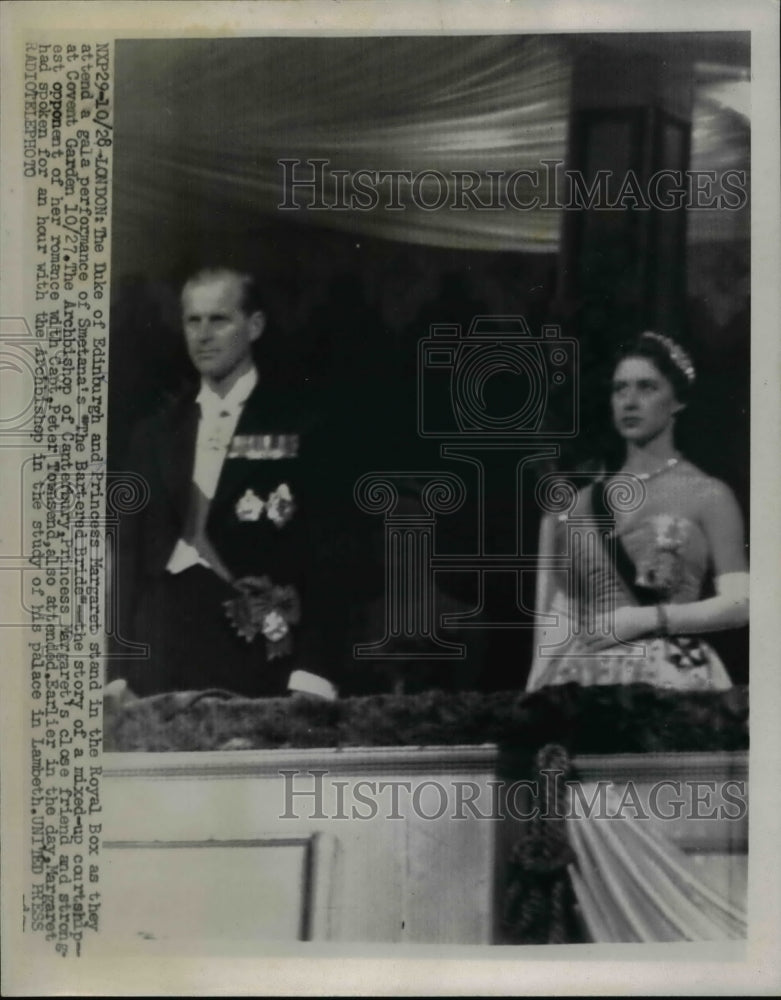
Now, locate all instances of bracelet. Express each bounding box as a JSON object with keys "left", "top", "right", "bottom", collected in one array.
[{"left": 655, "top": 603, "right": 670, "bottom": 636}]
